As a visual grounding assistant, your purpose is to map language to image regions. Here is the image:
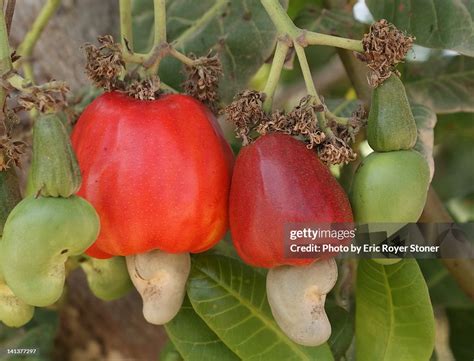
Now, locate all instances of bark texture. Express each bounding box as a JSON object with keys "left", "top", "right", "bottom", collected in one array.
[{"left": 11, "top": 0, "right": 119, "bottom": 89}]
